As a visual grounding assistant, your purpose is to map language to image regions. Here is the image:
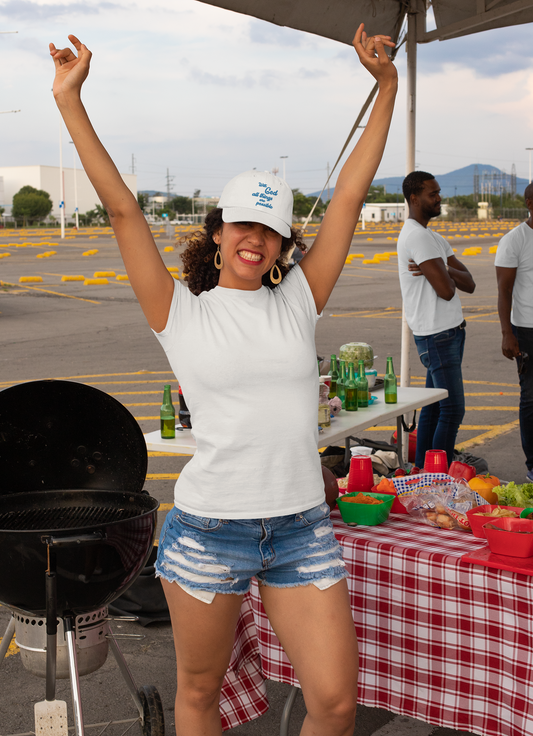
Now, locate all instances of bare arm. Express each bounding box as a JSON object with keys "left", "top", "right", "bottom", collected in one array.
[
  {"left": 299, "top": 23, "right": 397, "bottom": 313},
  {"left": 496, "top": 265, "right": 520, "bottom": 359},
  {"left": 447, "top": 255, "right": 475, "bottom": 294},
  {"left": 50, "top": 36, "right": 174, "bottom": 332}
]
